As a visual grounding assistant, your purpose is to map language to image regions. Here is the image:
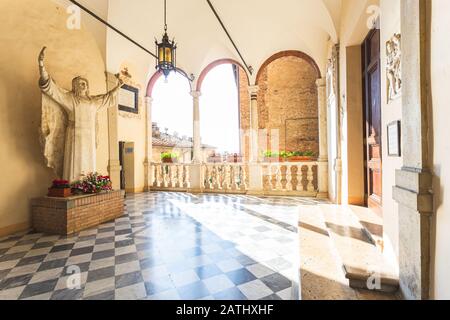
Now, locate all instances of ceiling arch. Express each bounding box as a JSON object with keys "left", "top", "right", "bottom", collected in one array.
[
  {"left": 255, "top": 50, "right": 322, "bottom": 86},
  {"left": 74, "top": 0, "right": 342, "bottom": 85}
]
